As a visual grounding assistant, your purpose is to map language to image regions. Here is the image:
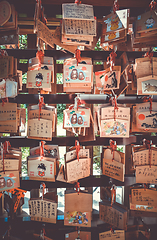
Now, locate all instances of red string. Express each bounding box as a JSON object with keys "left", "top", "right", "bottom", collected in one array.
[
  {"left": 76, "top": 98, "right": 86, "bottom": 110},
  {"left": 111, "top": 186, "right": 116, "bottom": 207},
  {"left": 2, "top": 98, "right": 8, "bottom": 107},
  {"left": 75, "top": 0, "right": 81, "bottom": 5},
  {"left": 143, "top": 139, "right": 152, "bottom": 167},
  {"left": 143, "top": 96, "right": 152, "bottom": 114},
  {"left": 36, "top": 50, "right": 44, "bottom": 69},
  {"left": 144, "top": 49, "right": 153, "bottom": 63},
  {"left": 75, "top": 182, "right": 80, "bottom": 195},
  {"left": 75, "top": 140, "right": 81, "bottom": 161},
  {"left": 149, "top": 1, "right": 157, "bottom": 10},
  {"left": 75, "top": 49, "right": 81, "bottom": 66},
  {"left": 107, "top": 51, "right": 117, "bottom": 71},
  {"left": 110, "top": 96, "right": 118, "bottom": 121},
  {"left": 38, "top": 96, "right": 45, "bottom": 120},
  {"left": 0, "top": 49, "right": 8, "bottom": 58},
  {"left": 40, "top": 141, "right": 45, "bottom": 160},
  {"left": 113, "top": 0, "right": 119, "bottom": 13},
  {"left": 110, "top": 140, "right": 117, "bottom": 161}
]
